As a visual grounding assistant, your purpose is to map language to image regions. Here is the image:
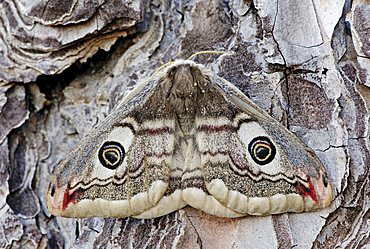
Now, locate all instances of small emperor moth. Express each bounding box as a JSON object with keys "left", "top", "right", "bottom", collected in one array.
[{"left": 46, "top": 57, "right": 332, "bottom": 218}]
